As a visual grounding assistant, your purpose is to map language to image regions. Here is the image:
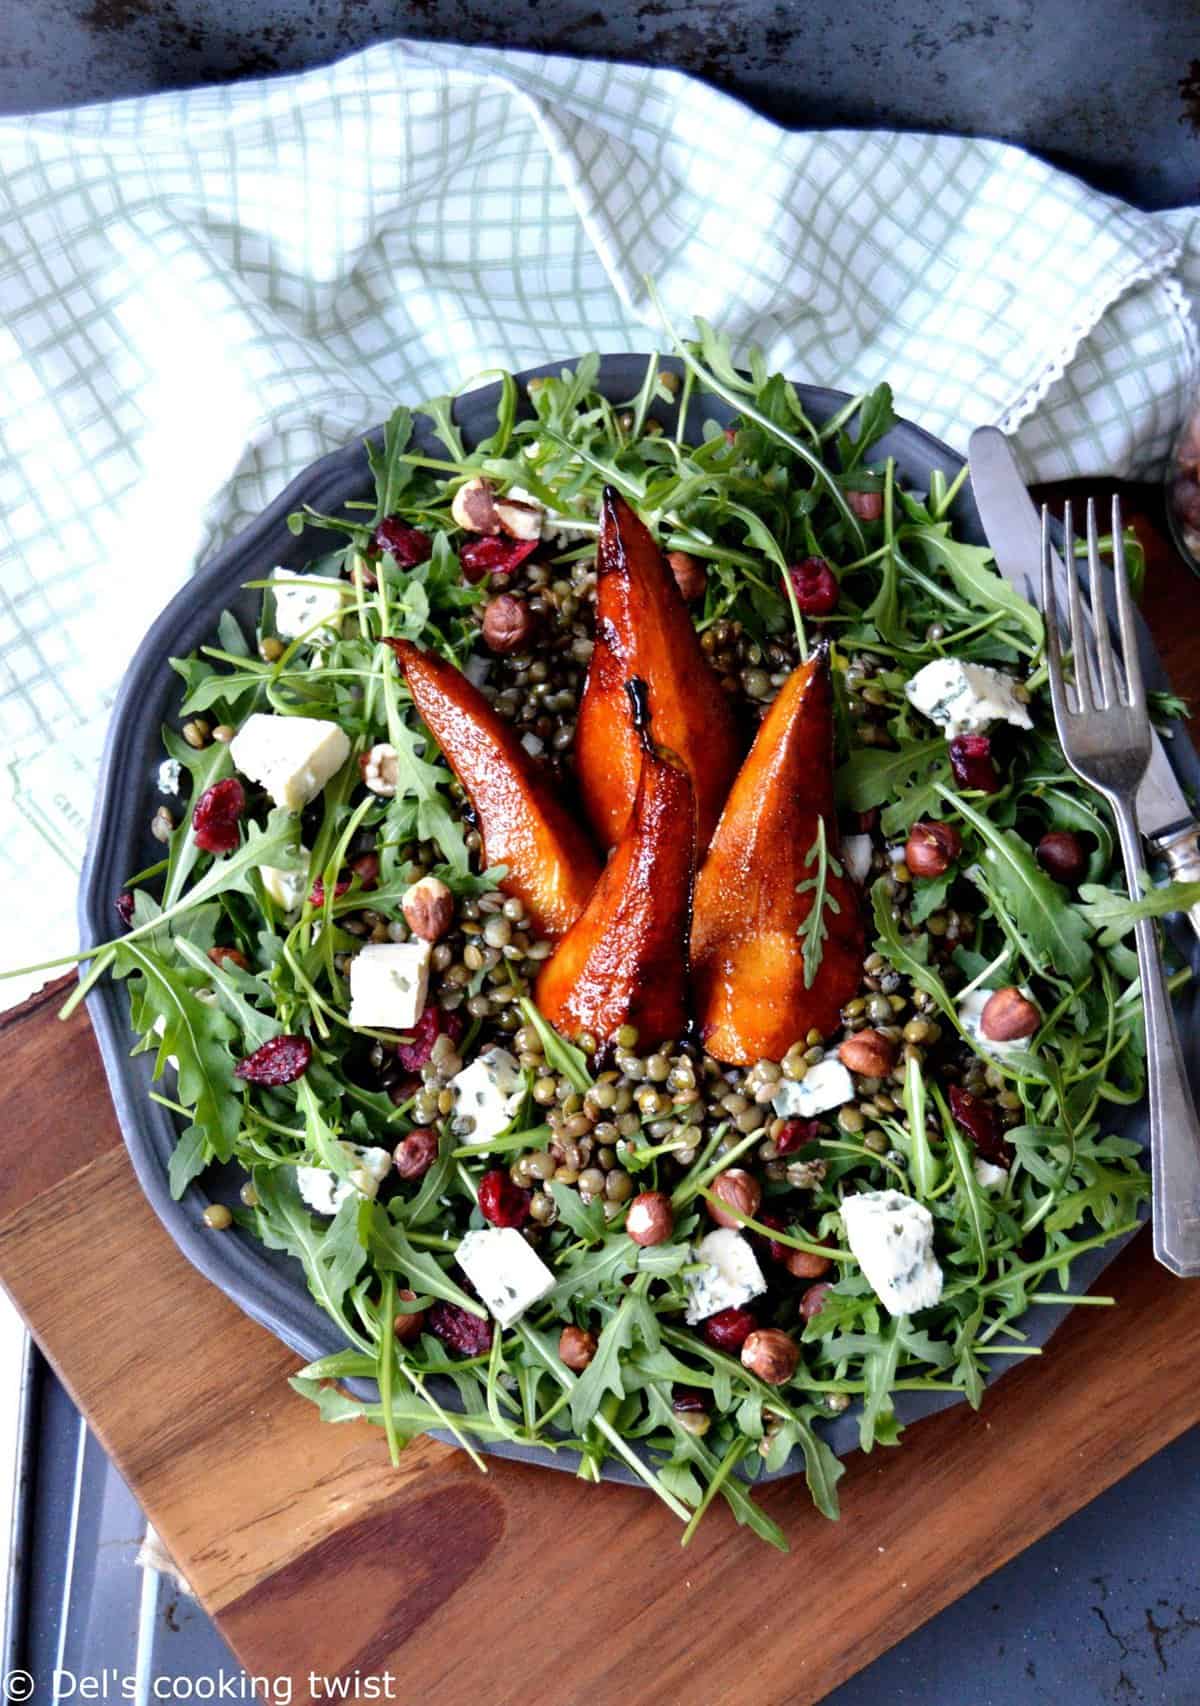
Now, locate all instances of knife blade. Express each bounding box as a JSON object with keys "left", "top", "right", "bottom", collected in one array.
[{"left": 968, "top": 426, "right": 1200, "bottom": 932}]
